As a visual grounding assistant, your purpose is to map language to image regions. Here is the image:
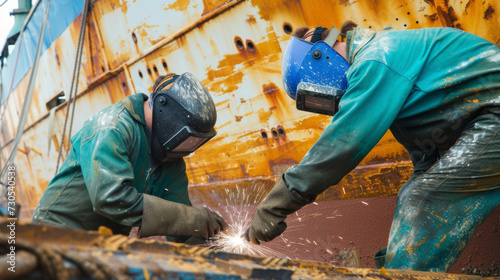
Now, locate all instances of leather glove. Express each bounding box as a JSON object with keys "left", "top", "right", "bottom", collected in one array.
[
  {"left": 244, "top": 175, "right": 314, "bottom": 244},
  {"left": 139, "top": 194, "right": 228, "bottom": 239}
]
